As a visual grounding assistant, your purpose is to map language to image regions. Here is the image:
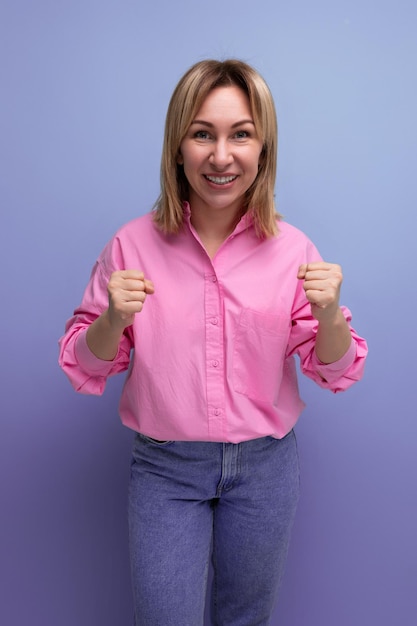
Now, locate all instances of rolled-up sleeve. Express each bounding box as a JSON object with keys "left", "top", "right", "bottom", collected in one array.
[
  {"left": 288, "top": 276, "right": 367, "bottom": 393},
  {"left": 58, "top": 252, "right": 133, "bottom": 395},
  {"left": 300, "top": 316, "right": 368, "bottom": 392}
]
